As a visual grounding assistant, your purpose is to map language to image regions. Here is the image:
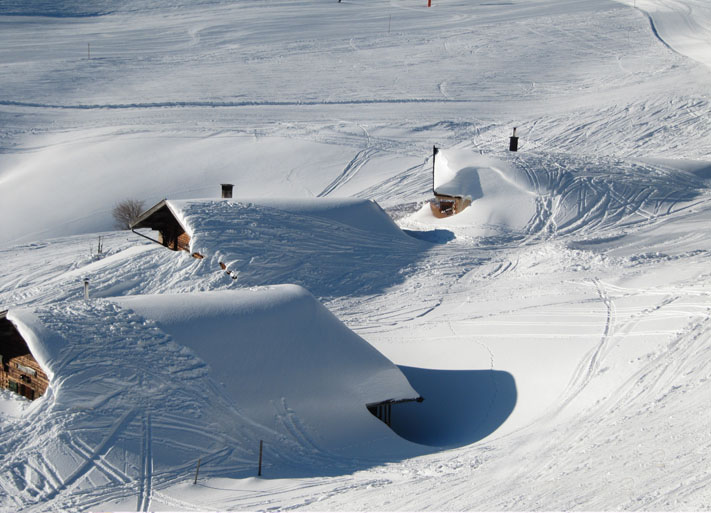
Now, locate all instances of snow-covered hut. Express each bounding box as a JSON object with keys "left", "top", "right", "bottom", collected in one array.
[
  {"left": 114, "top": 286, "right": 422, "bottom": 431},
  {"left": 0, "top": 310, "right": 49, "bottom": 400},
  {"left": 431, "top": 147, "right": 529, "bottom": 218},
  {"left": 3, "top": 287, "right": 421, "bottom": 463},
  {"left": 131, "top": 196, "right": 405, "bottom": 257},
  {"left": 130, "top": 197, "right": 421, "bottom": 295}
]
